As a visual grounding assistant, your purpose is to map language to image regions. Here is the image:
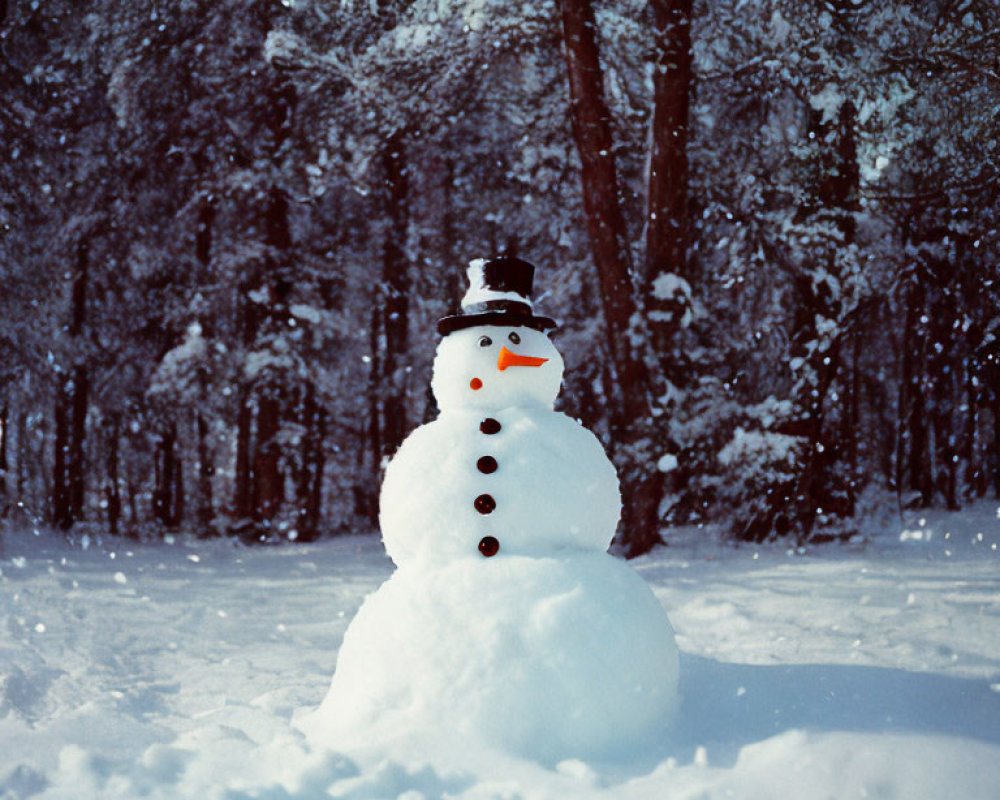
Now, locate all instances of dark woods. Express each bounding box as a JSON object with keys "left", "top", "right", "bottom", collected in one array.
[{"left": 1, "top": 0, "right": 998, "bottom": 554}]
